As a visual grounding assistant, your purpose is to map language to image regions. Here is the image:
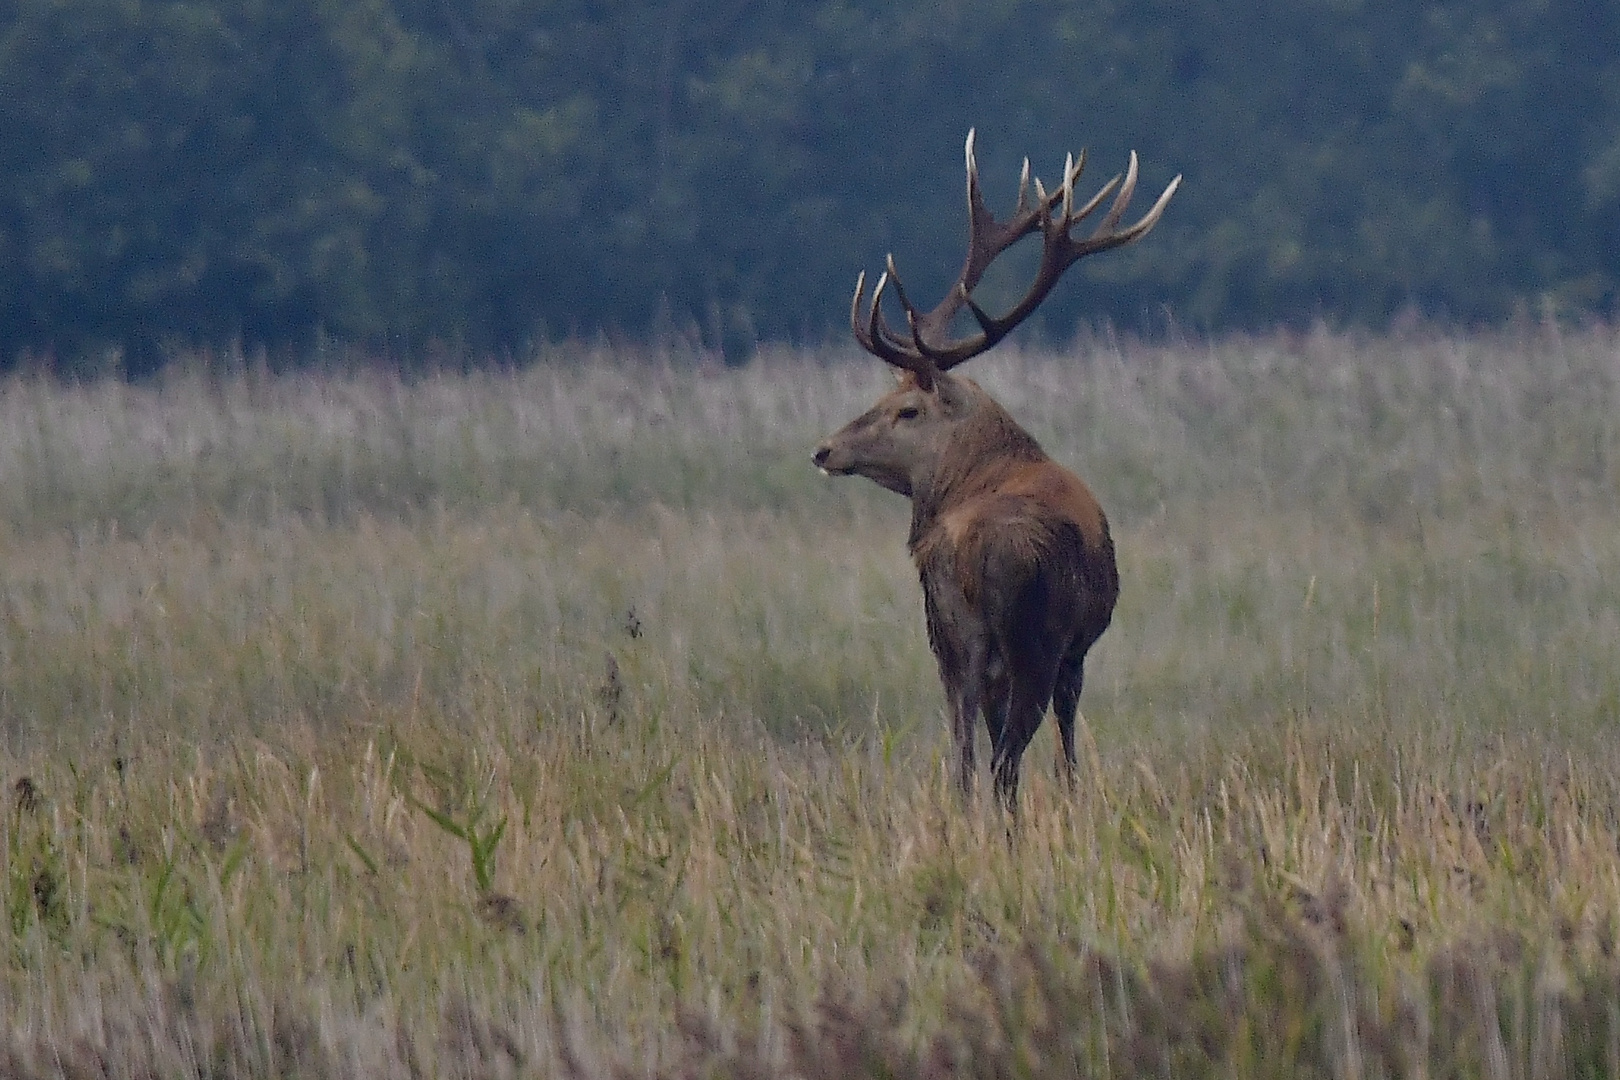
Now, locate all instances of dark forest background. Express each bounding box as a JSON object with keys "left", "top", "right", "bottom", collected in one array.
[{"left": 2, "top": 0, "right": 1618, "bottom": 371}]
